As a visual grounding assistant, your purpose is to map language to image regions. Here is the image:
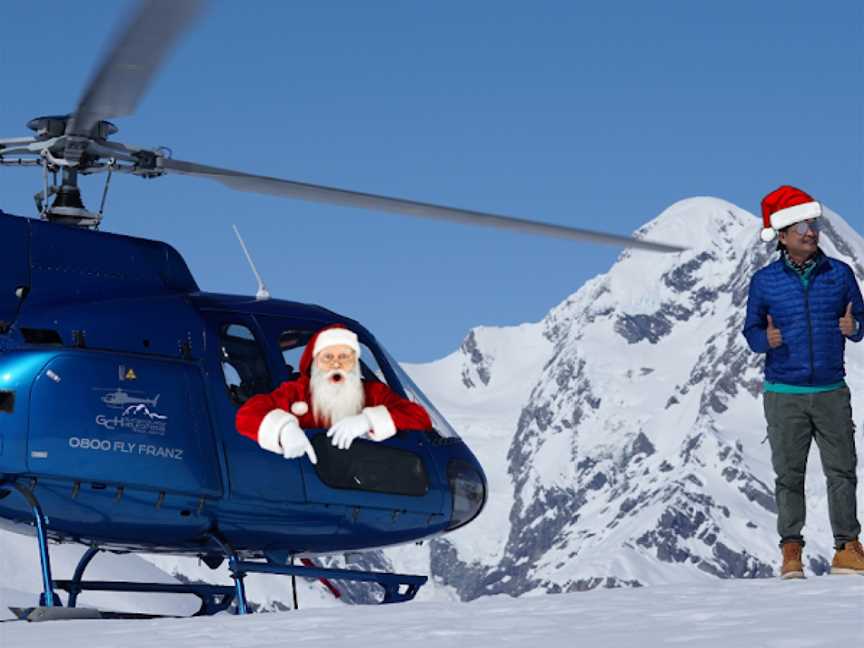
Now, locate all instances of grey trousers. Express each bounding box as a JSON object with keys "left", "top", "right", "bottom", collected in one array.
[{"left": 763, "top": 387, "right": 861, "bottom": 547}]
